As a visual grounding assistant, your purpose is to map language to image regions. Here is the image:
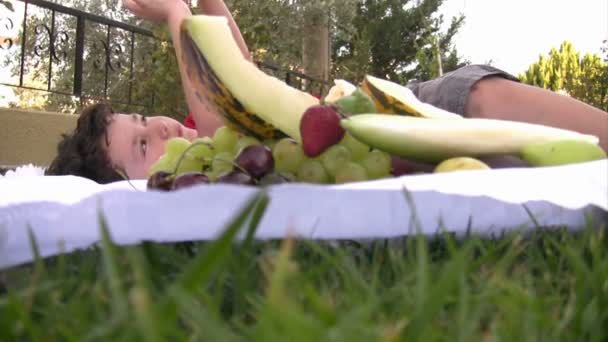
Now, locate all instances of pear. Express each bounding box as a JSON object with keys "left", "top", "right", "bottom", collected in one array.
[
  {"left": 434, "top": 157, "right": 491, "bottom": 173},
  {"left": 520, "top": 140, "right": 607, "bottom": 167}
]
